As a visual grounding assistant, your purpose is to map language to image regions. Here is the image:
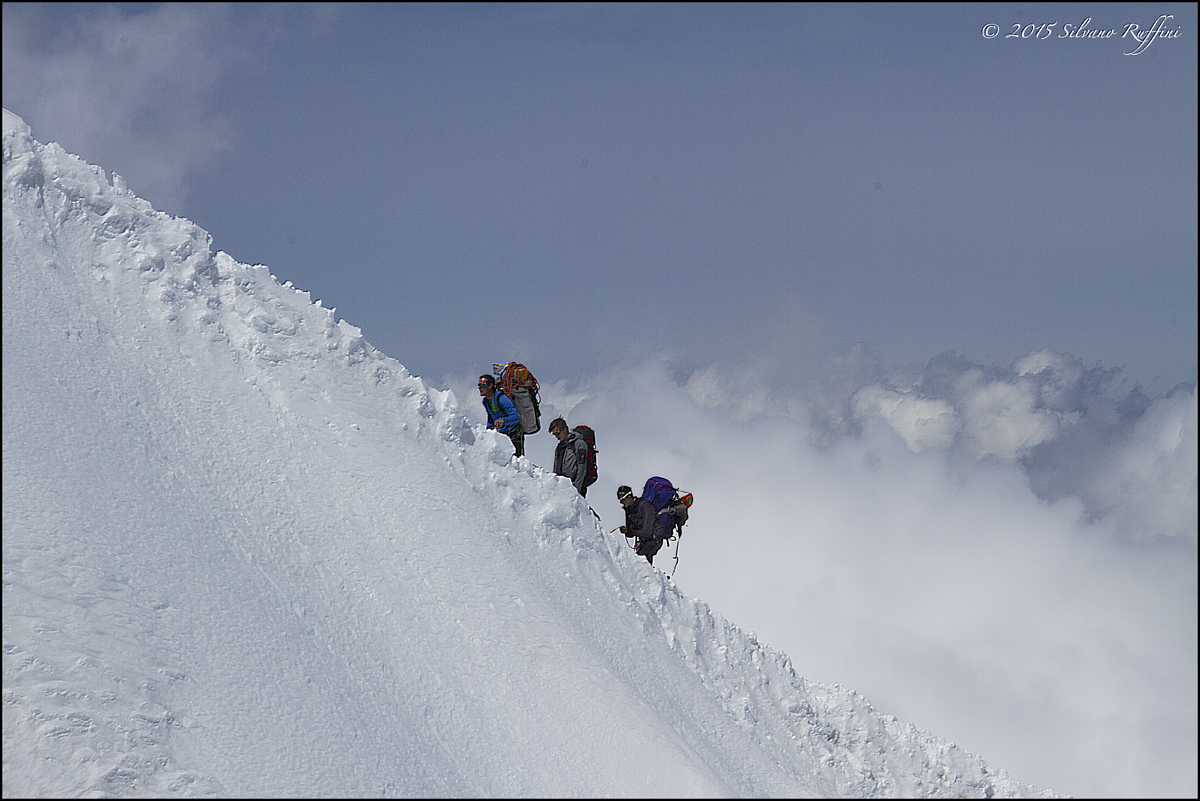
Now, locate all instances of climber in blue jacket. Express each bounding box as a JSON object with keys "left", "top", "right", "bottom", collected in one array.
[{"left": 478, "top": 374, "right": 524, "bottom": 457}]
